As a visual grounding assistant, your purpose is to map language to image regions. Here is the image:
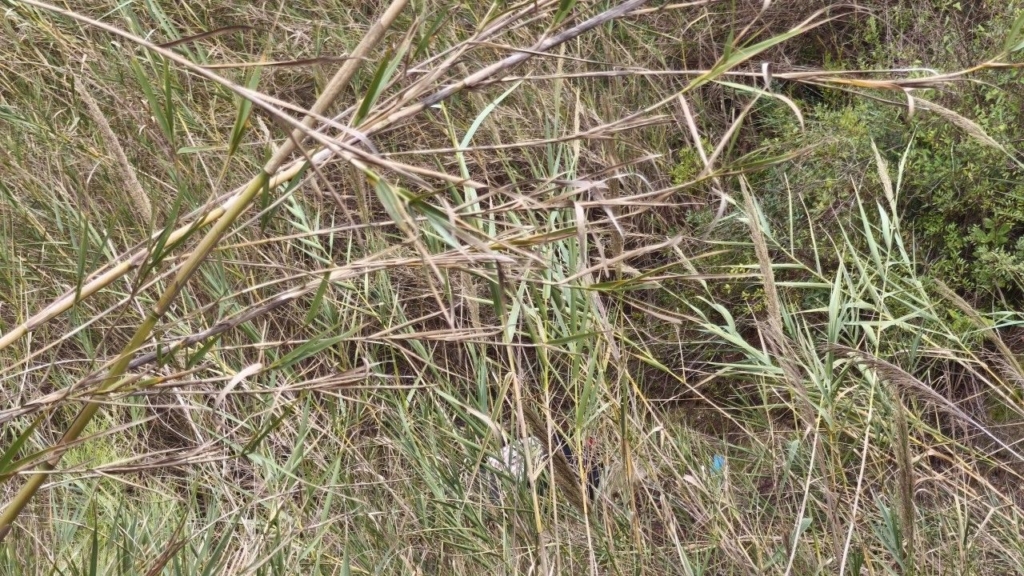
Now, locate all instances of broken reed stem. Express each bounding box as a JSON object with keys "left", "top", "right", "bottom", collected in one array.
[
  {"left": 0, "top": 0, "right": 658, "bottom": 541},
  {"left": 0, "top": 171, "right": 261, "bottom": 541},
  {"left": 0, "top": 250, "right": 515, "bottom": 426},
  {"left": 0, "top": 0, "right": 652, "bottom": 355},
  {"left": 0, "top": 0, "right": 410, "bottom": 540}
]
